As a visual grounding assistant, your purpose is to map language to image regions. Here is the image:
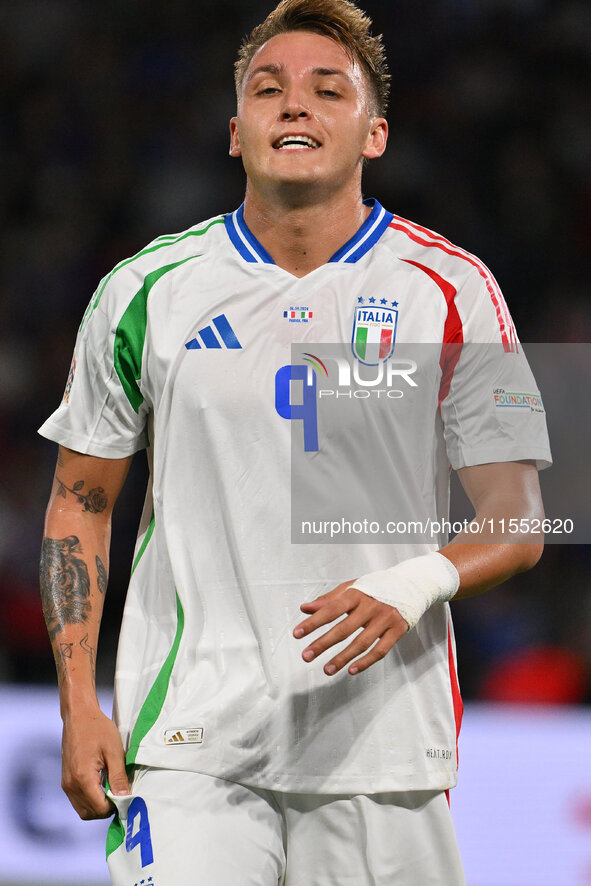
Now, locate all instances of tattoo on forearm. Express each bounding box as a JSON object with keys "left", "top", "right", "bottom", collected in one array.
[
  {"left": 40, "top": 536, "right": 91, "bottom": 640},
  {"left": 56, "top": 641, "right": 74, "bottom": 687},
  {"left": 59, "top": 641, "right": 73, "bottom": 660},
  {"left": 55, "top": 475, "right": 108, "bottom": 514},
  {"left": 96, "top": 555, "right": 107, "bottom": 594},
  {"left": 54, "top": 636, "right": 97, "bottom": 686},
  {"left": 80, "top": 633, "right": 97, "bottom": 683}
]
